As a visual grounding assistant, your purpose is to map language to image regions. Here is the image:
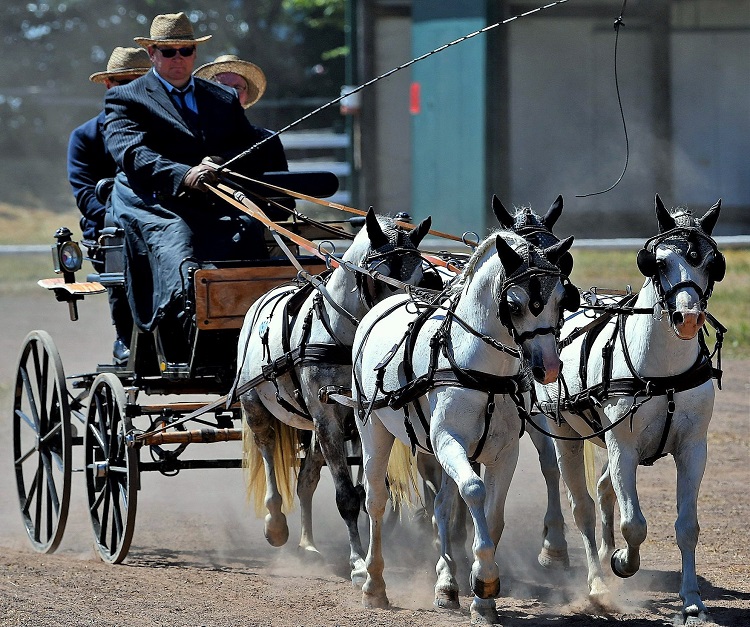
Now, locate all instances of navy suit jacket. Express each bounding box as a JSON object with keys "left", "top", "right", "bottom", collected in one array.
[{"left": 67, "top": 111, "right": 114, "bottom": 240}]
